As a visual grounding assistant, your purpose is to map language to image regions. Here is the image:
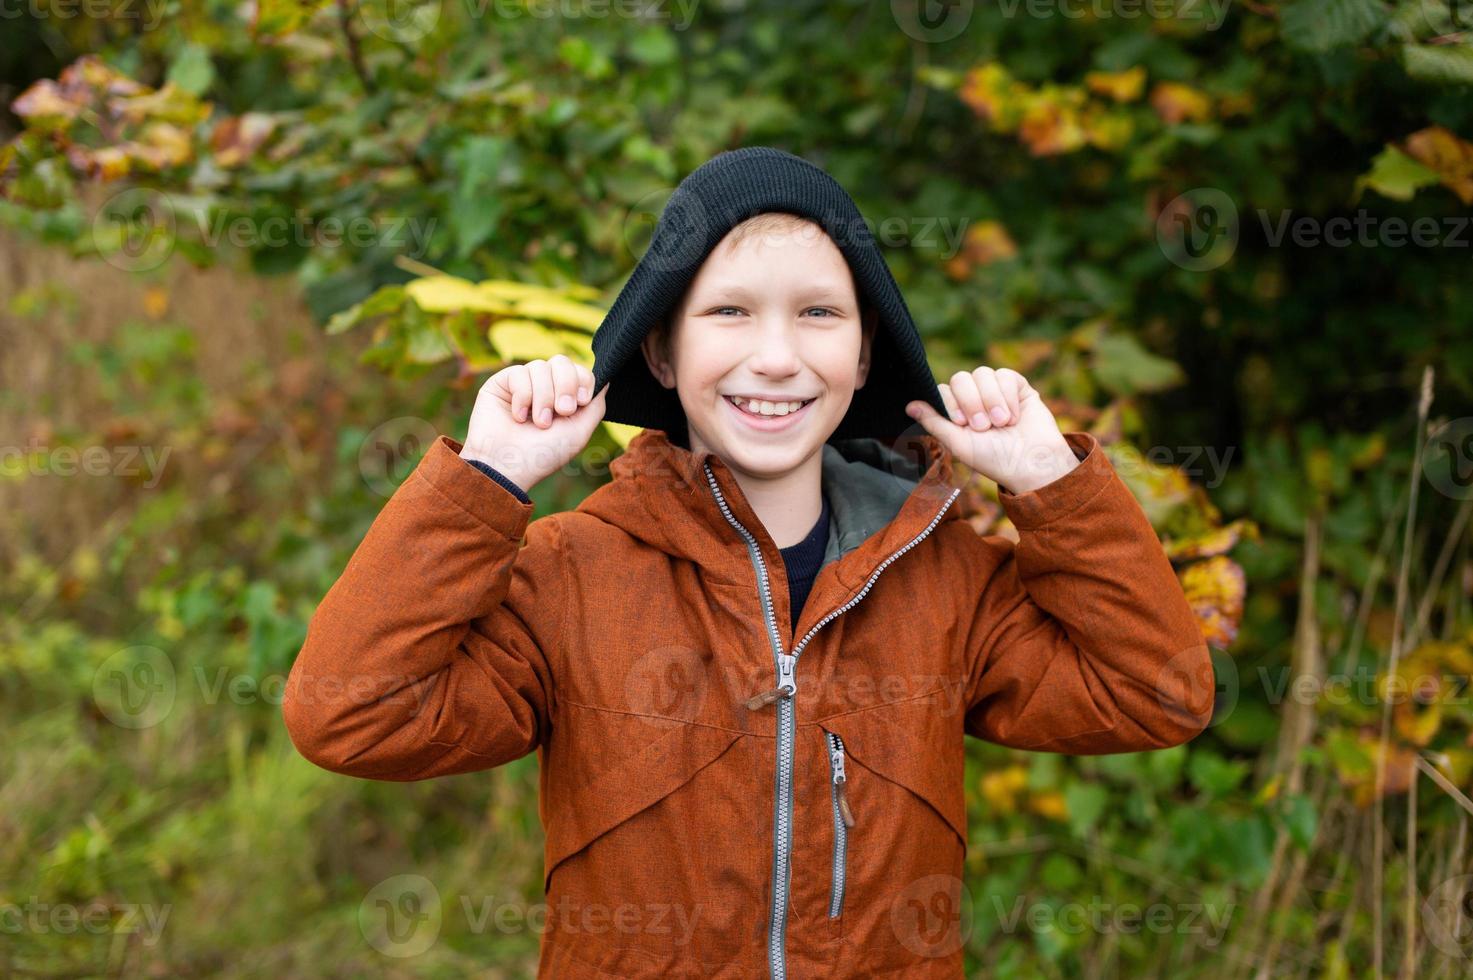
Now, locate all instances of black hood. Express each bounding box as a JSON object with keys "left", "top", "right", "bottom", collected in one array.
[{"left": 589, "top": 145, "right": 948, "bottom": 444}]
